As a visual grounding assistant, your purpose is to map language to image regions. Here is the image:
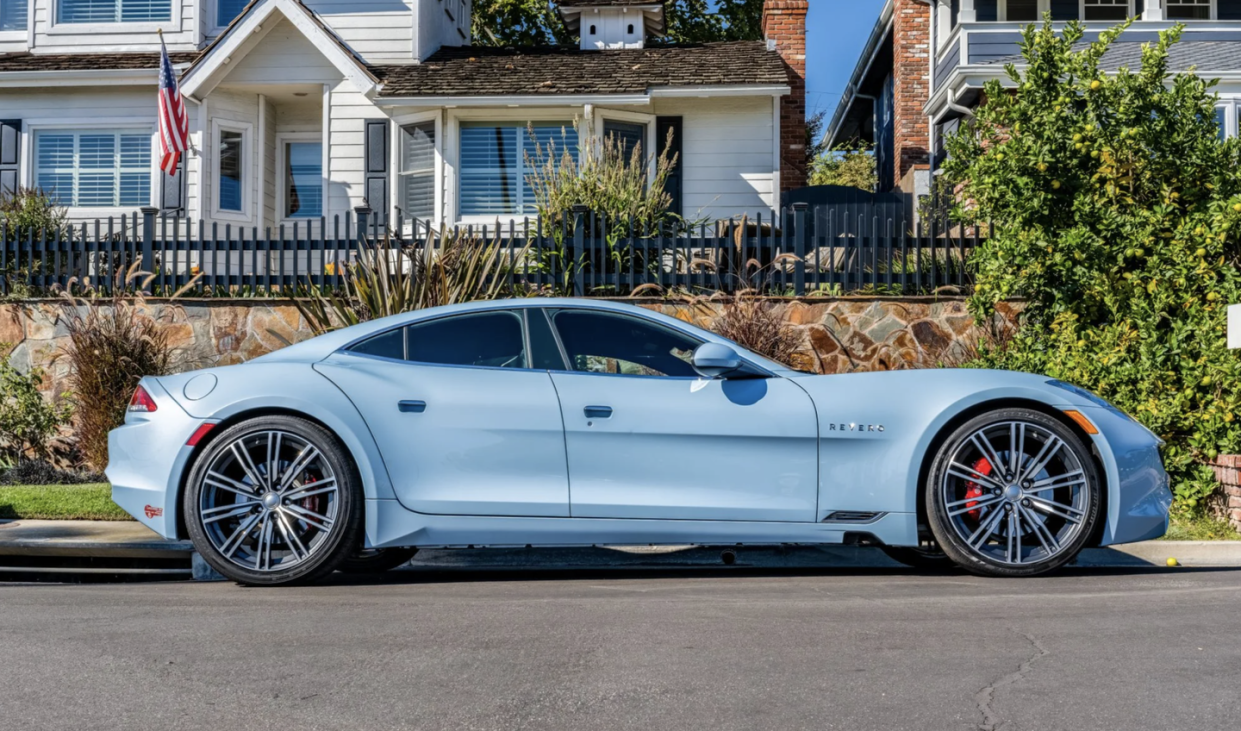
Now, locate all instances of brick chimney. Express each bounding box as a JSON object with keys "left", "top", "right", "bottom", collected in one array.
[
  {"left": 892, "top": 0, "right": 931, "bottom": 194},
  {"left": 763, "top": 0, "right": 808, "bottom": 195}
]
